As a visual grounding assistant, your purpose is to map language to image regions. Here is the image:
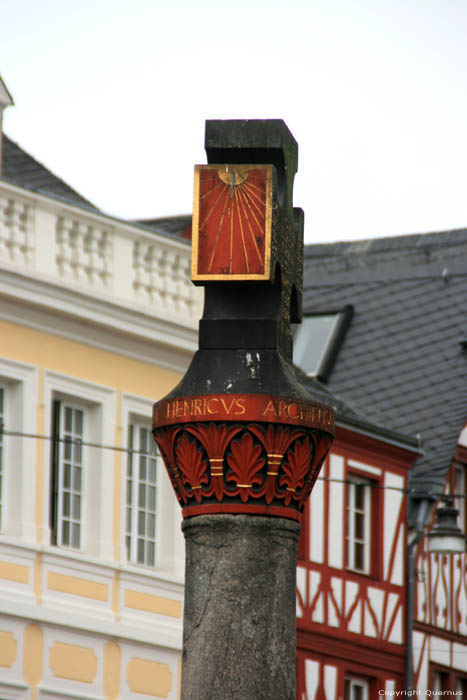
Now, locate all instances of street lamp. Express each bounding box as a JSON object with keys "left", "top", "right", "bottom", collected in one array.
[
  {"left": 406, "top": 496, "right": 466, "bottom": 690},
  {"left": 427, "top": 498, "right": 466, "bottom": 555}
]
